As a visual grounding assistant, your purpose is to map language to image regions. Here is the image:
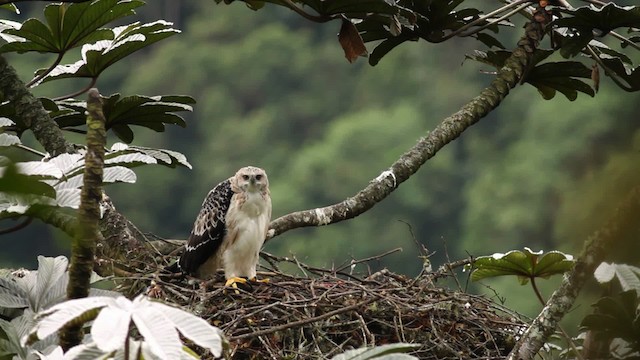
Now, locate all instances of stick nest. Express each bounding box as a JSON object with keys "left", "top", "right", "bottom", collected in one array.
[{"left": 138, "top": 253, "right": 526, "bottom": 359}]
